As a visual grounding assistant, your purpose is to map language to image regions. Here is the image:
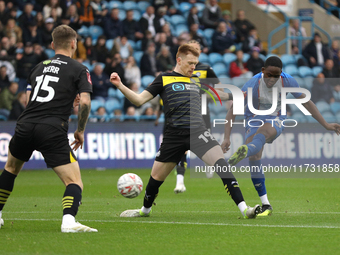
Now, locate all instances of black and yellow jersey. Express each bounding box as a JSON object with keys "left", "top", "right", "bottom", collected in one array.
[
  {"left": 193, "top": 62, "right": 220, "bottom": 88},
  {"left": 145, "top": 71, "right": 204, "bottom": 129}
]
